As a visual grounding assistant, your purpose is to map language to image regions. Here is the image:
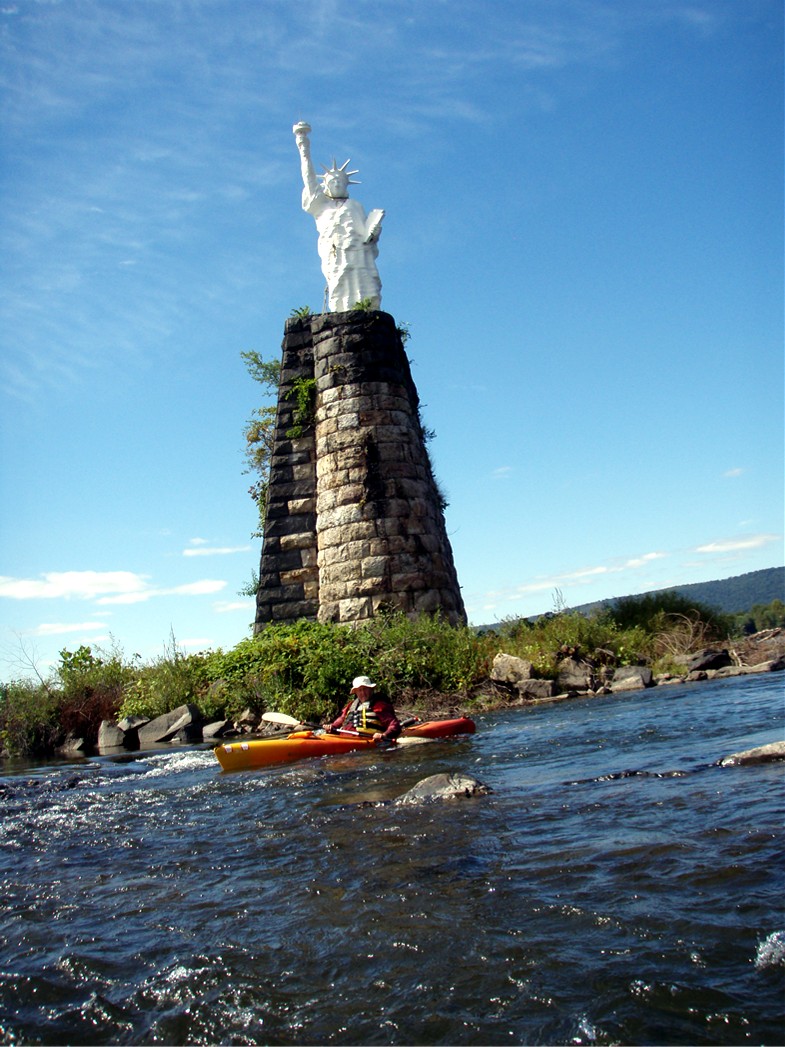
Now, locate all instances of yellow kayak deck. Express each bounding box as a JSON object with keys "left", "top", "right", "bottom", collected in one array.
[{"left": 214, "top": 717, "right": 475, "bottom": 772}]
